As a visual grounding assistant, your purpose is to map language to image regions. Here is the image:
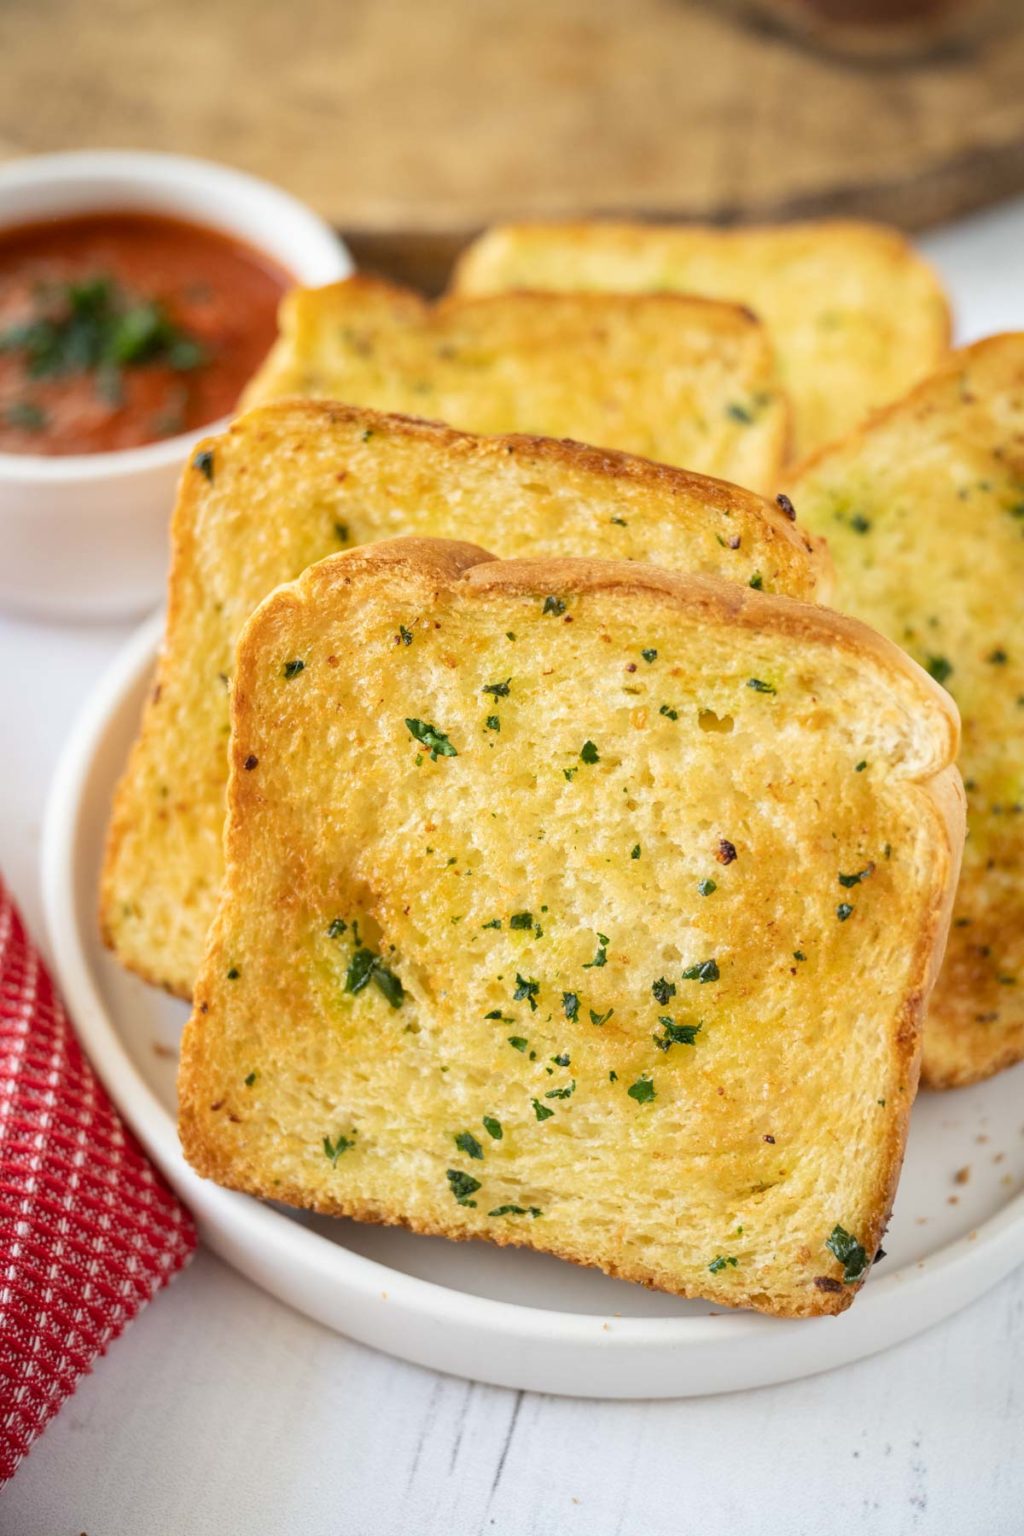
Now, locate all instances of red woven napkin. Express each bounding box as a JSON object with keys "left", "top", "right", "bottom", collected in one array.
[{"left": 0, "top": 875, "right": 196, "bottom": 1484}]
